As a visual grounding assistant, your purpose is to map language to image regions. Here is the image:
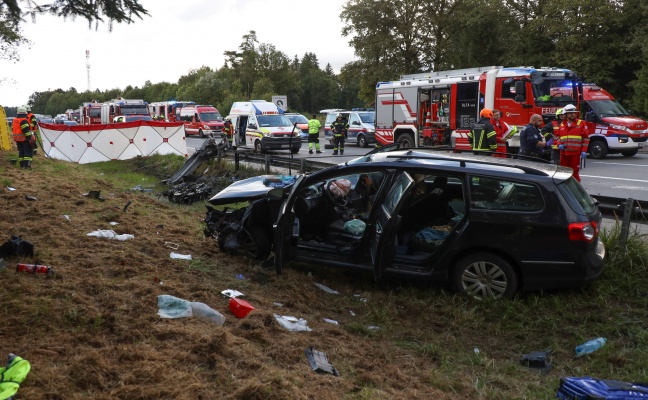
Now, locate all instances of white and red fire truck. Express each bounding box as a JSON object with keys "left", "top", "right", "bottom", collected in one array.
[
  {"left": 148, "top": 100, "right": 195, "bottom": 122},
  {"left": 80, "top": 101, "right": 102, "bottom": 125},
  {"left": 375, "top": 66, "right": 646, "bottom": 158},
  {"left": 100, "top": 98, "right": 150, "bottom": 124}
]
